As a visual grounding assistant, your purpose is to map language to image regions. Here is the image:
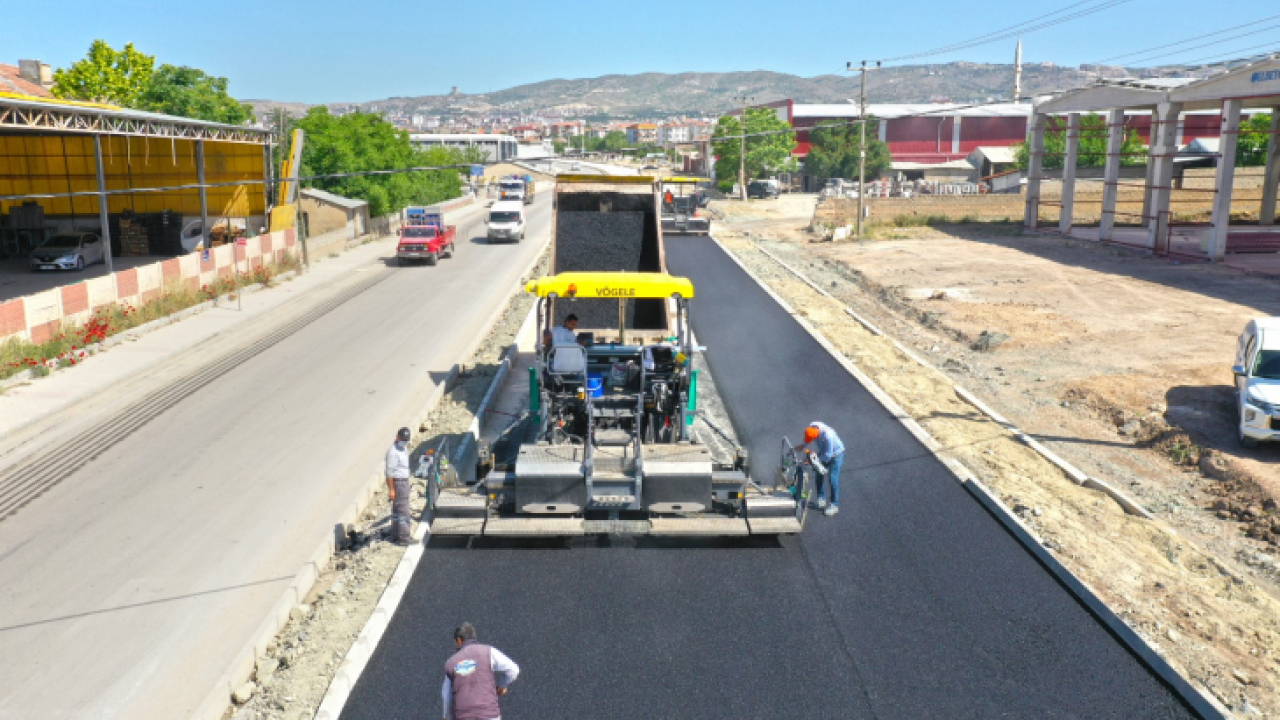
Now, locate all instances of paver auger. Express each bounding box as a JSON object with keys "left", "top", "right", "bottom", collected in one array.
[{"left": 430, "top": 271, "right": 807, "bottom": 537}]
